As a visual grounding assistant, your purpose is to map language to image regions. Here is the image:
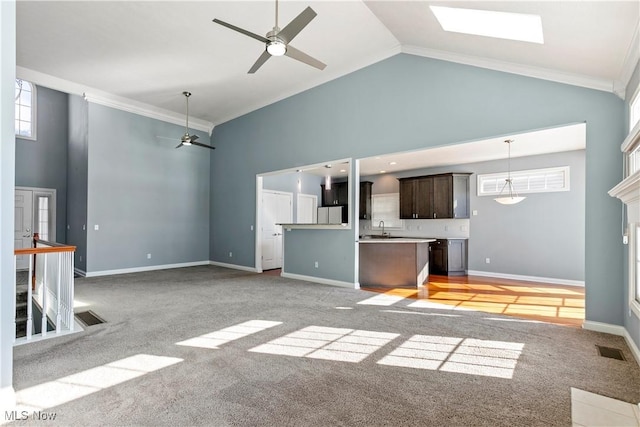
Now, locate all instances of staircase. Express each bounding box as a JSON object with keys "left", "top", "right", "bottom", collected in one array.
[{"left": 16, "top": 284, "right": 28, "bottom": 338}]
